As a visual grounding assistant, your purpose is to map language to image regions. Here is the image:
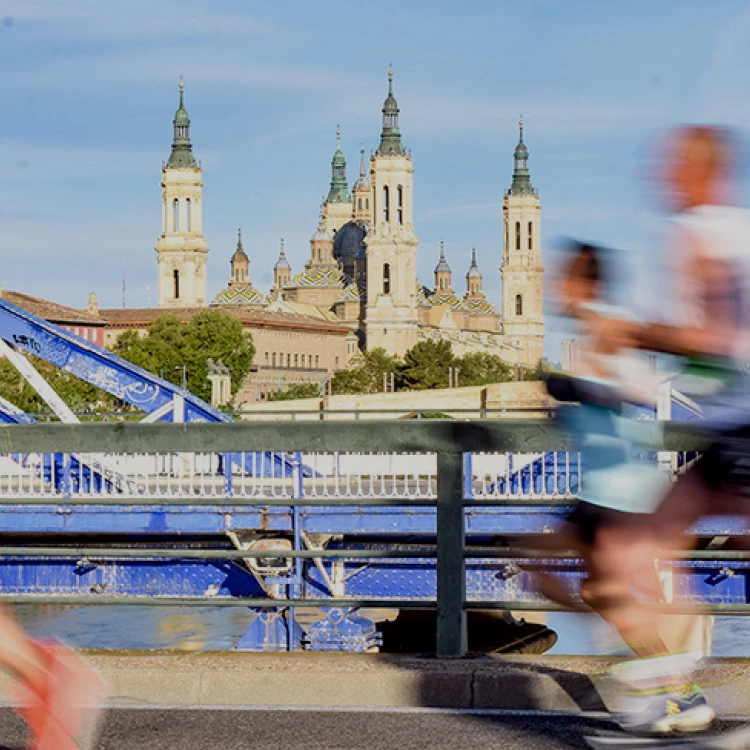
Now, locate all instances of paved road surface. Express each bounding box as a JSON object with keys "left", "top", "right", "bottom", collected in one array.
[{"left": 0, "top": 707, "right": 743, "bottom": 750}]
